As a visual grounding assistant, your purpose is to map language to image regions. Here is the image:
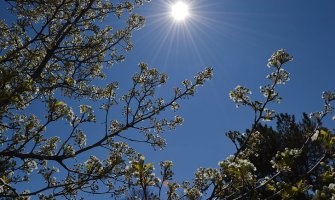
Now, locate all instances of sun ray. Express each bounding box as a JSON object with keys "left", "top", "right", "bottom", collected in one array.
[{"left": 136, "top": 0, "right": 281, "bottom": 72}]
